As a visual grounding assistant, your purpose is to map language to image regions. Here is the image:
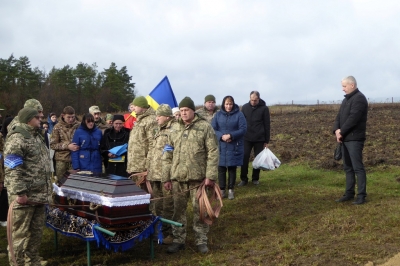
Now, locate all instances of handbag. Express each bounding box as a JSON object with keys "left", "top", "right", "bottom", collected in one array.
[{"left": 334, "top": 143, "right": 342, "bottom": 160}]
